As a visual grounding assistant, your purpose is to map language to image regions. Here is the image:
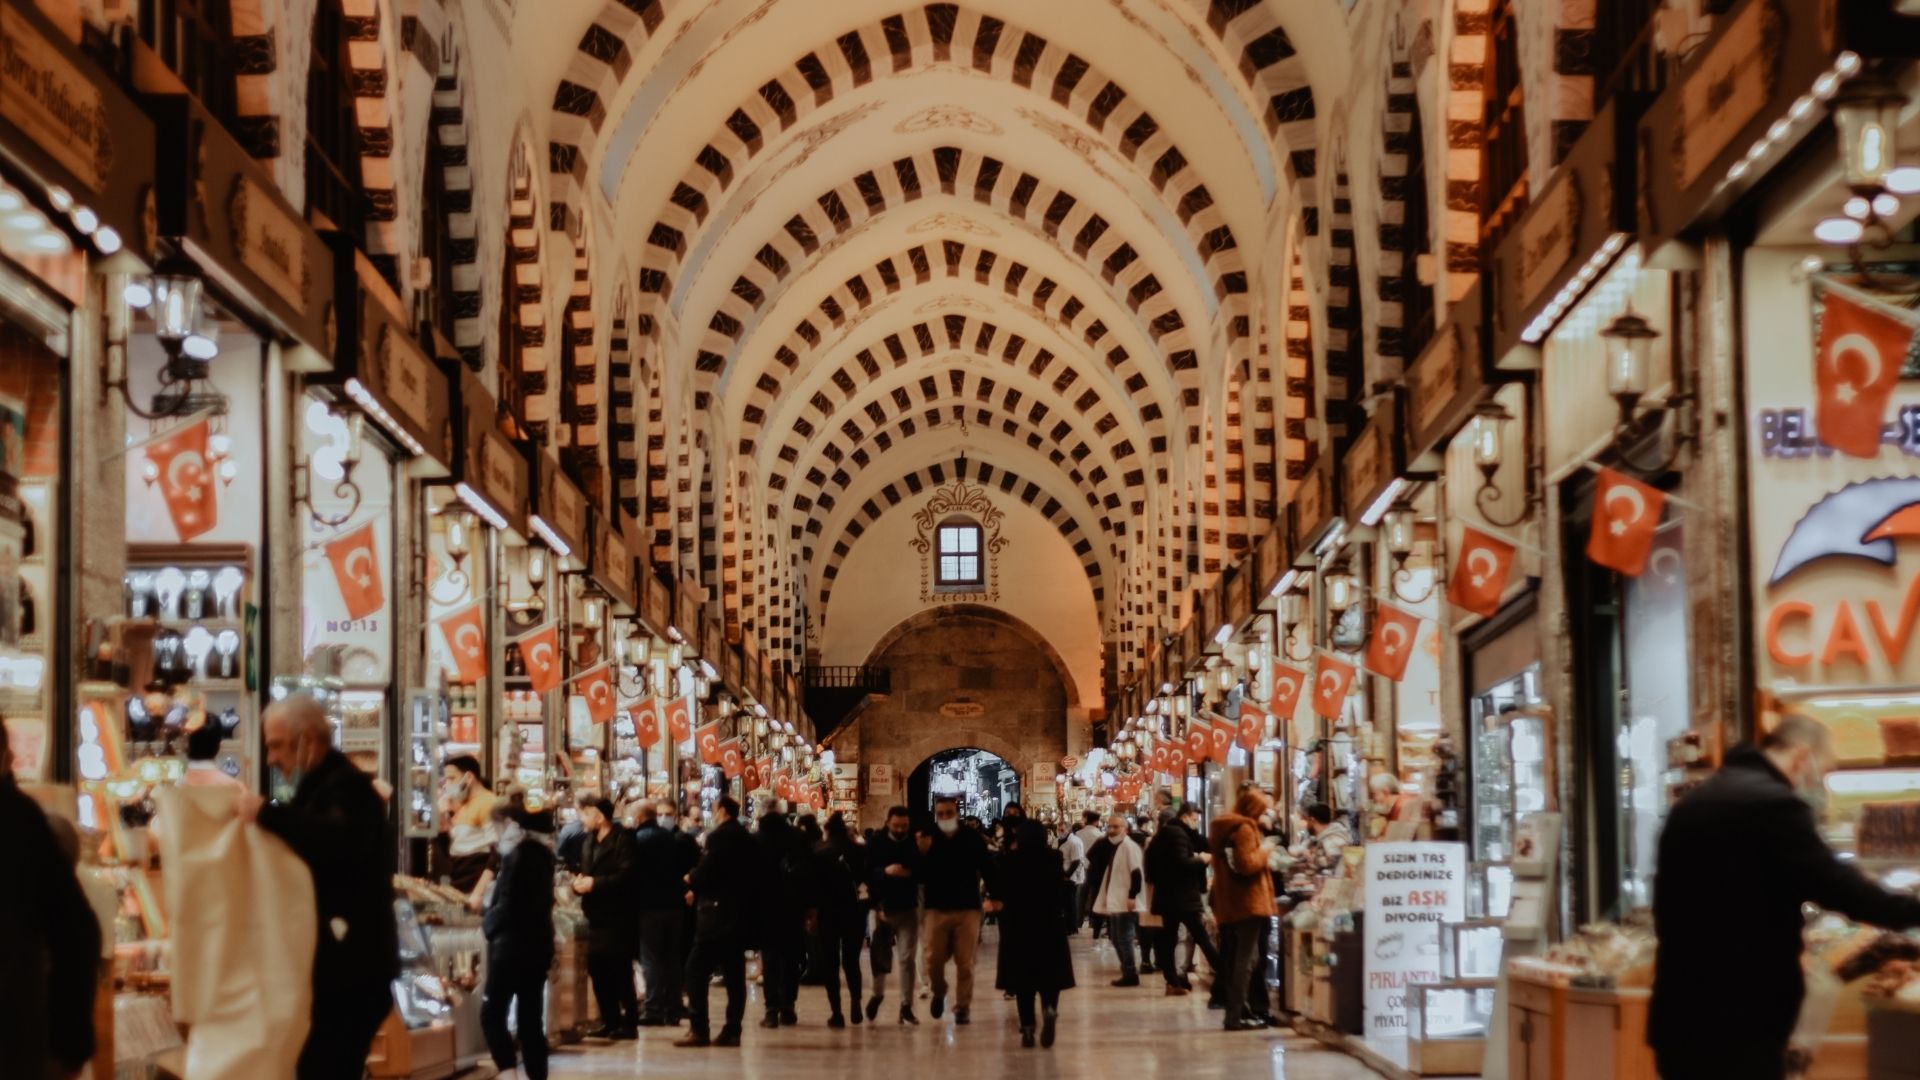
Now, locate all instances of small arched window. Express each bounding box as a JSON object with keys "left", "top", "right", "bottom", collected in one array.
[{"left": 935, "top": 517, "right": 985, "bottom": 590}]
